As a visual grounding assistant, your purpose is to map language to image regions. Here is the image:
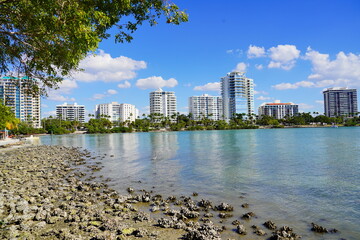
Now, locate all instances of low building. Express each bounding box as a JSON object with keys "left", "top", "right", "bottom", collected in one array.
[
  {"left": 56, "top": 103, "right": 85, "bottom": 123},
  {"left": 189, "top": 94, "right": 223, "bottom": 121},
  {"left": 258, "top": 100, "right": 299, "bottom": 119}
]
